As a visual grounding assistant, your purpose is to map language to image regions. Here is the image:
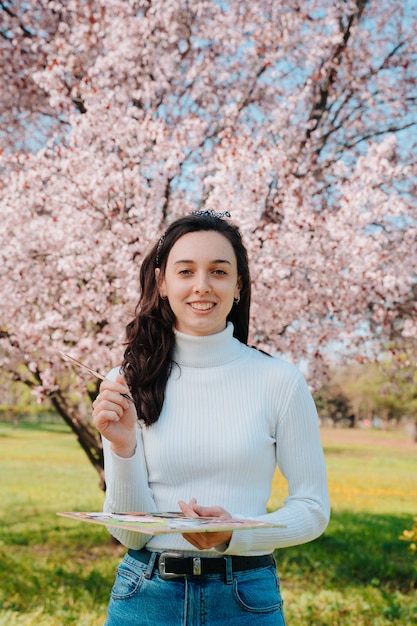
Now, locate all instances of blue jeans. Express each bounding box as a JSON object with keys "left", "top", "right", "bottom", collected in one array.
[{"left": 105, "top": 552, "right": 286, "bottom": 625}]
